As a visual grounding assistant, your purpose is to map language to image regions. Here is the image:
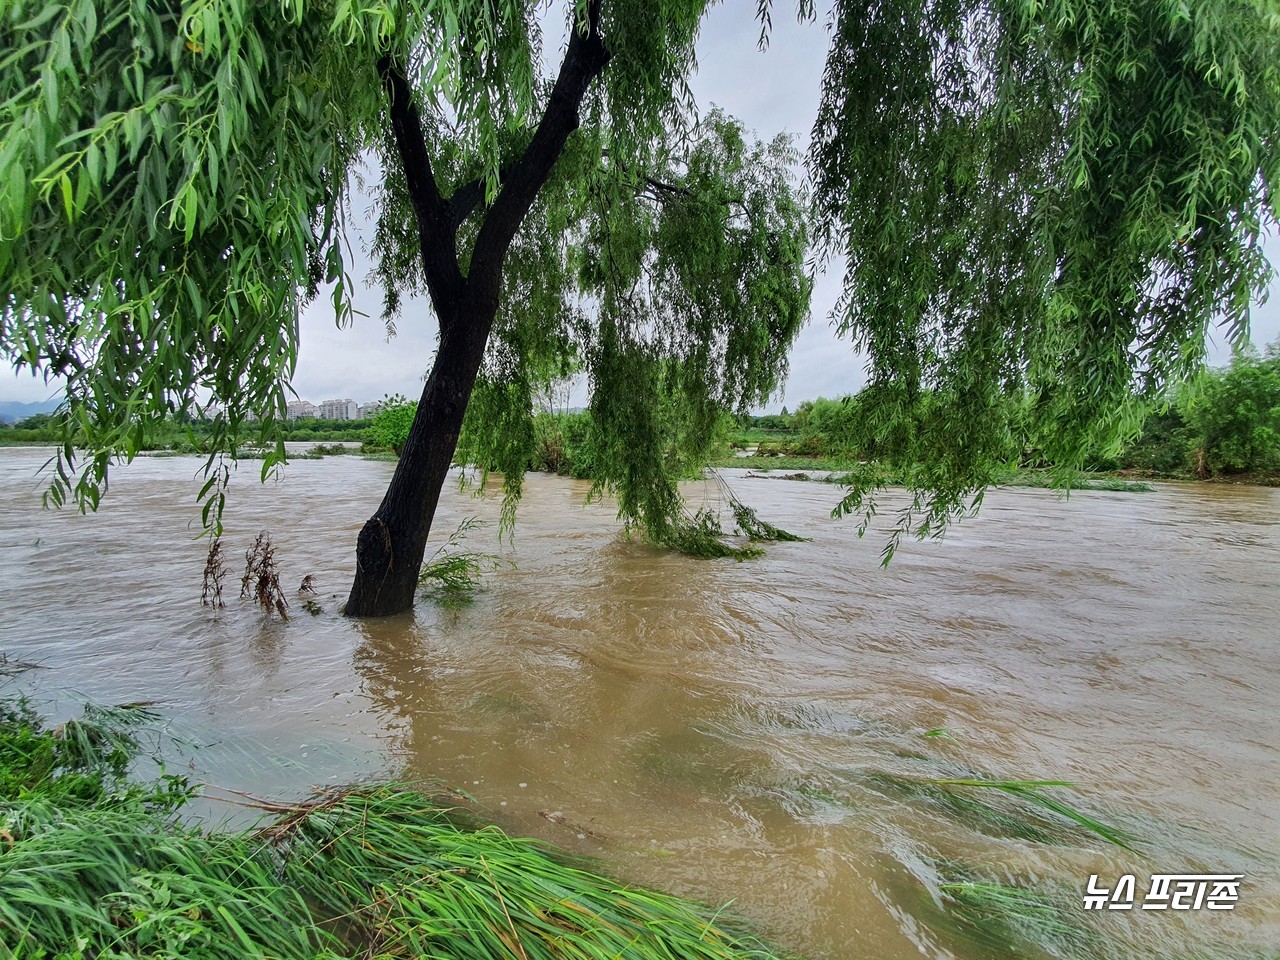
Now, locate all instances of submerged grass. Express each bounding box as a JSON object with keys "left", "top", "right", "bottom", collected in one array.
[
  {"left": 1, "top": 692, "right": 787, "bottom": 960},
  {"left": 937, "top": 874, "right": 1097, "bottom": 957},
  {"left": 989, "top": 471, "right": 1155, "bottom": 493},
  {"left": 928, "top": 777, "right": 1134, "bottom": 849},
  {"left": 773, "top": 744, "right": 1137, "bottom": 959},
  {"left": 867, "top": 771, "right": 1135, "bottom": 850},
  {"left": 0, "top": 653, "right": 42, "bottom": 678},
  {"left": 715, "top": 460, "right": 1155, "bottom": 493}
]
